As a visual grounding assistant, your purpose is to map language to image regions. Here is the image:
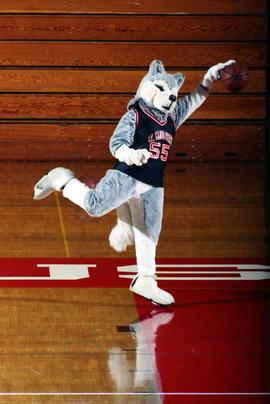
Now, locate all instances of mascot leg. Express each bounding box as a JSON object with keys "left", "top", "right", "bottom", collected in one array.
[
  {"left": 109, "top": 203, "right": 135, "bottom": 252},
  {"left": 33, "top": 167, "right": 174, "bottom": 304},
  {"left": 34, "top": 167, "right": 139, "bottom": 215},
  {"left": 128, "top": 192, "right": 175, "bottom": 306}
]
